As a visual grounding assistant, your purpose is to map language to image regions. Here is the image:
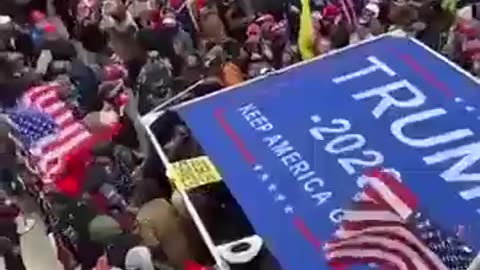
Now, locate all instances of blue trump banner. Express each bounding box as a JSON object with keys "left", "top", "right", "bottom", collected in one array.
[{"left": 176, "top": 35, "right": 480, "bottom": 269}]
